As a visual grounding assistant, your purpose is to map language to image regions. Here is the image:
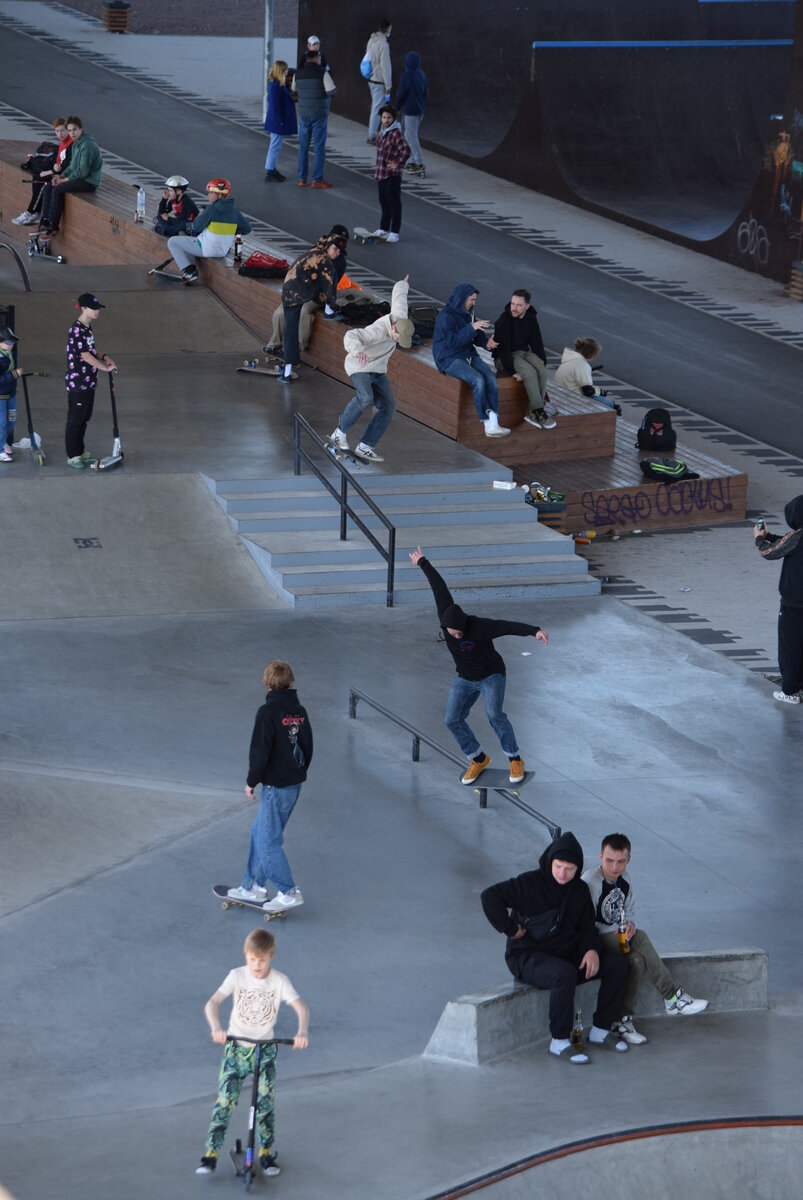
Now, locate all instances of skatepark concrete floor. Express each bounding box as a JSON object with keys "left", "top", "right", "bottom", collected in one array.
[{"left": 1, "top": 259, "right": 802, "bottom": 1200}]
